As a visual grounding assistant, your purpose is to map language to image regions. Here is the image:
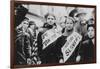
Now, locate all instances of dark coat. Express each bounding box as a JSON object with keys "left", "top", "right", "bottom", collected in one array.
[
  {"left": 37, "top": 23, "right": 60, "bottom": 64},
  {"left": 16, "top": 32, "right": 31, "bottom": 65},
  {"left": 37, "top": 31, "right": 61, "bottom": 64},
  {"left": 55, "top": 35, "right": 81, "bottom": 63},
  {"left": 79, "top": 39, "right": 95, "bottom": 63}
]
